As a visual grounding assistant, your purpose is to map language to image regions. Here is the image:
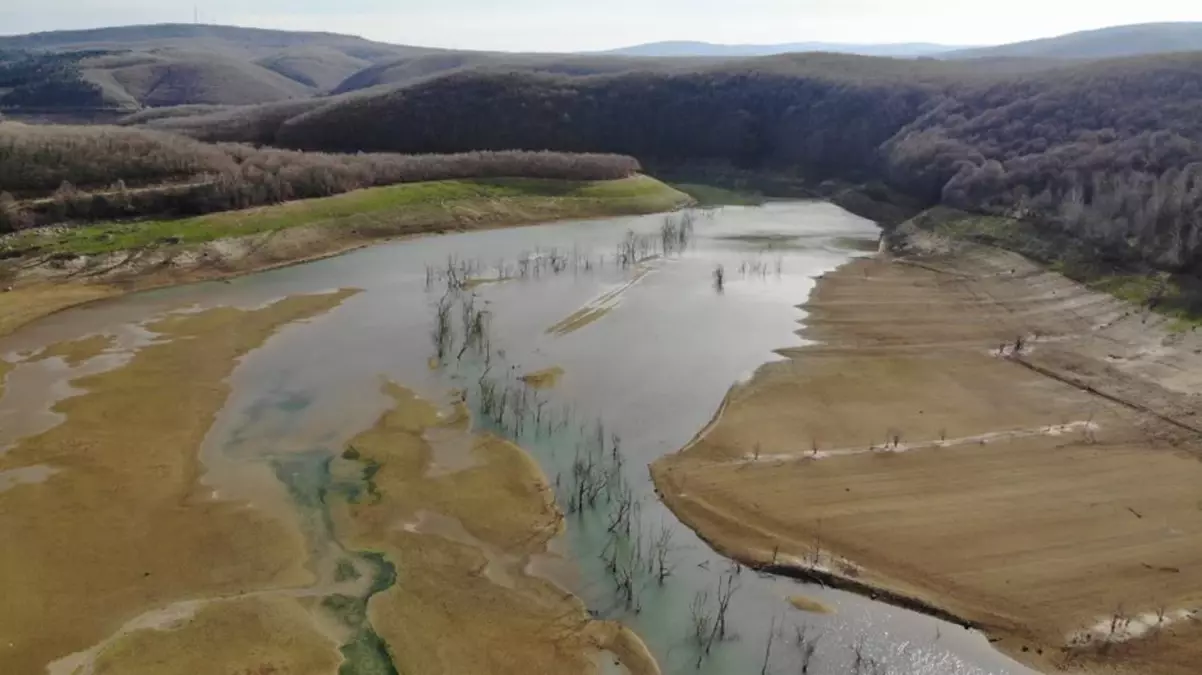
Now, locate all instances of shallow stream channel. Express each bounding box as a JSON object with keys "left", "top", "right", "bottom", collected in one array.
[{"left": 0, "top": 202, "right": 1039, "bottom": 675}]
